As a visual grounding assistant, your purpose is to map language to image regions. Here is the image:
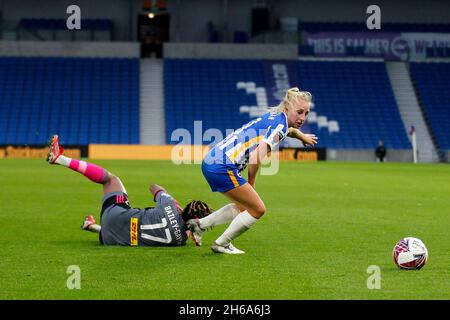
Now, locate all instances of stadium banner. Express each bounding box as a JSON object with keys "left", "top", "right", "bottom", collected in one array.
[
  {"left": 88, "top": 144, "right": 209, "bottom": 161},
  {"left": 278, "top": 147, "right": 326, "bottom": 161},
  {"left": 88, "top": 145, "right": 325, "bottom": 162},
  {"left": 0, "top": 145, "right": 86, "bottom": 159},
  {"left": 0, "top": 144, "right": 327, "bottom": 162},
  {"left": 401, "top": 32, "right": 450, "bottom": 59},
  {"left": 301, "top": 32, "right": 450, "bottom": 60}
]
